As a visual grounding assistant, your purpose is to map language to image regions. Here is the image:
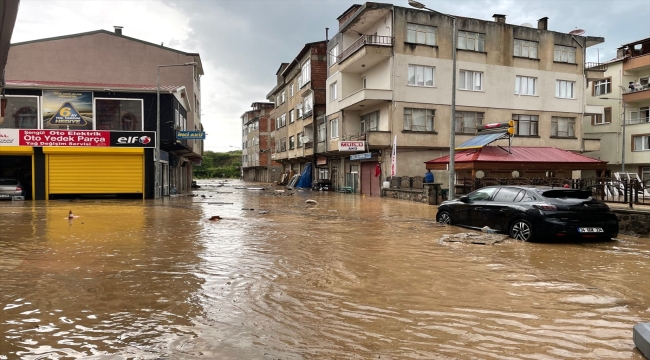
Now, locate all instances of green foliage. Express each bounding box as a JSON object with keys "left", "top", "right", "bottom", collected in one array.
[{"left": 194, "top": 150, "right": 242, "bottom": 179}]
